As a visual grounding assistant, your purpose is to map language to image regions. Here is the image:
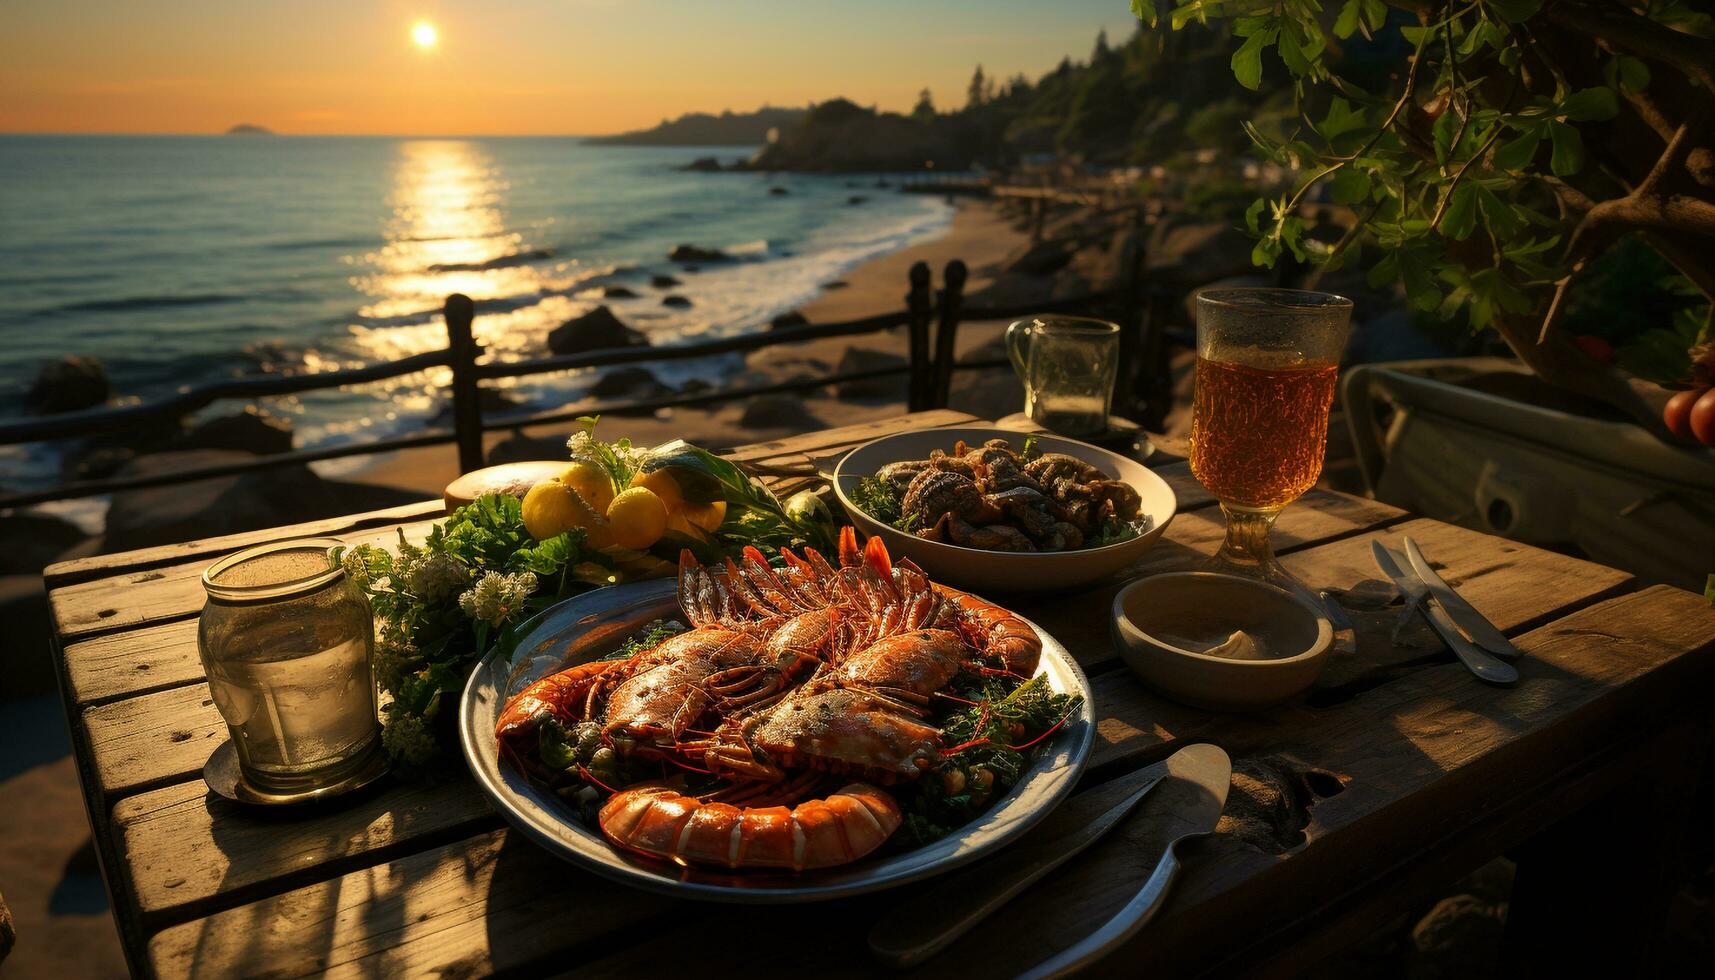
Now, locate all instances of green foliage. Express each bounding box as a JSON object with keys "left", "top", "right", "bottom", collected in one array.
[
  {"left": 899, "top": 675, "right": 1082, "bottom": 845},
  {"left": 852, "top": 475, "right": 903, "bottom": 526},
  {"left": 1135, "top": 0, "right": 1712, "bottom": 385},
  {"left": 336, "top": 494, "right": 589, "bottom": 774}
]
